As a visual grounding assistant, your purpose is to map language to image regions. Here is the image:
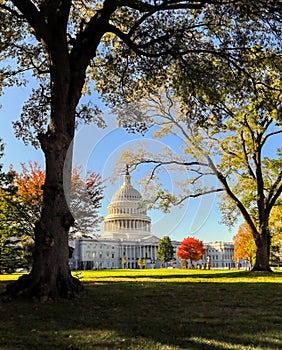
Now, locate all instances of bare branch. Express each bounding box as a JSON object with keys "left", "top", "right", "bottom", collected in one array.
[
  {"left": 262, "top": 130, "right": 282, "bottom": 146},
  {"left": 175, "top": 188, "right": 224, "bottom": 205},
  {"left": 130, "top": 158, "right": 209, "bottom": 169}
]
